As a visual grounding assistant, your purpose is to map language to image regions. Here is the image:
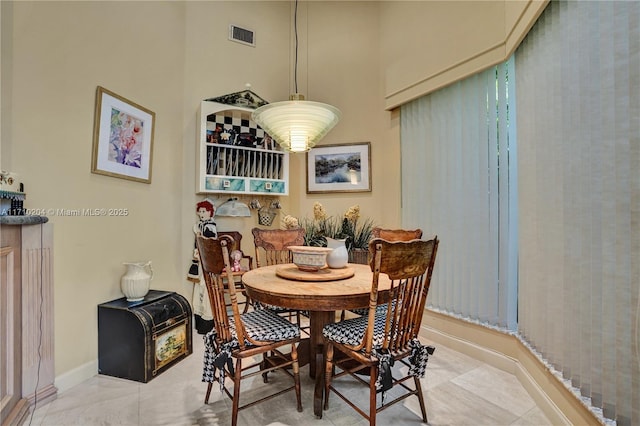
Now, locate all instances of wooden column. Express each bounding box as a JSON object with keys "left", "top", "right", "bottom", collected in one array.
[
  {"left": 1, "top": 226, "right": 28, "bottom": 426},
  {"left": 0, "top": 217, "right": 56, "bottom": 426},
  {"left": 21, "top": 223, "right": 56, "bottom": 406}
]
